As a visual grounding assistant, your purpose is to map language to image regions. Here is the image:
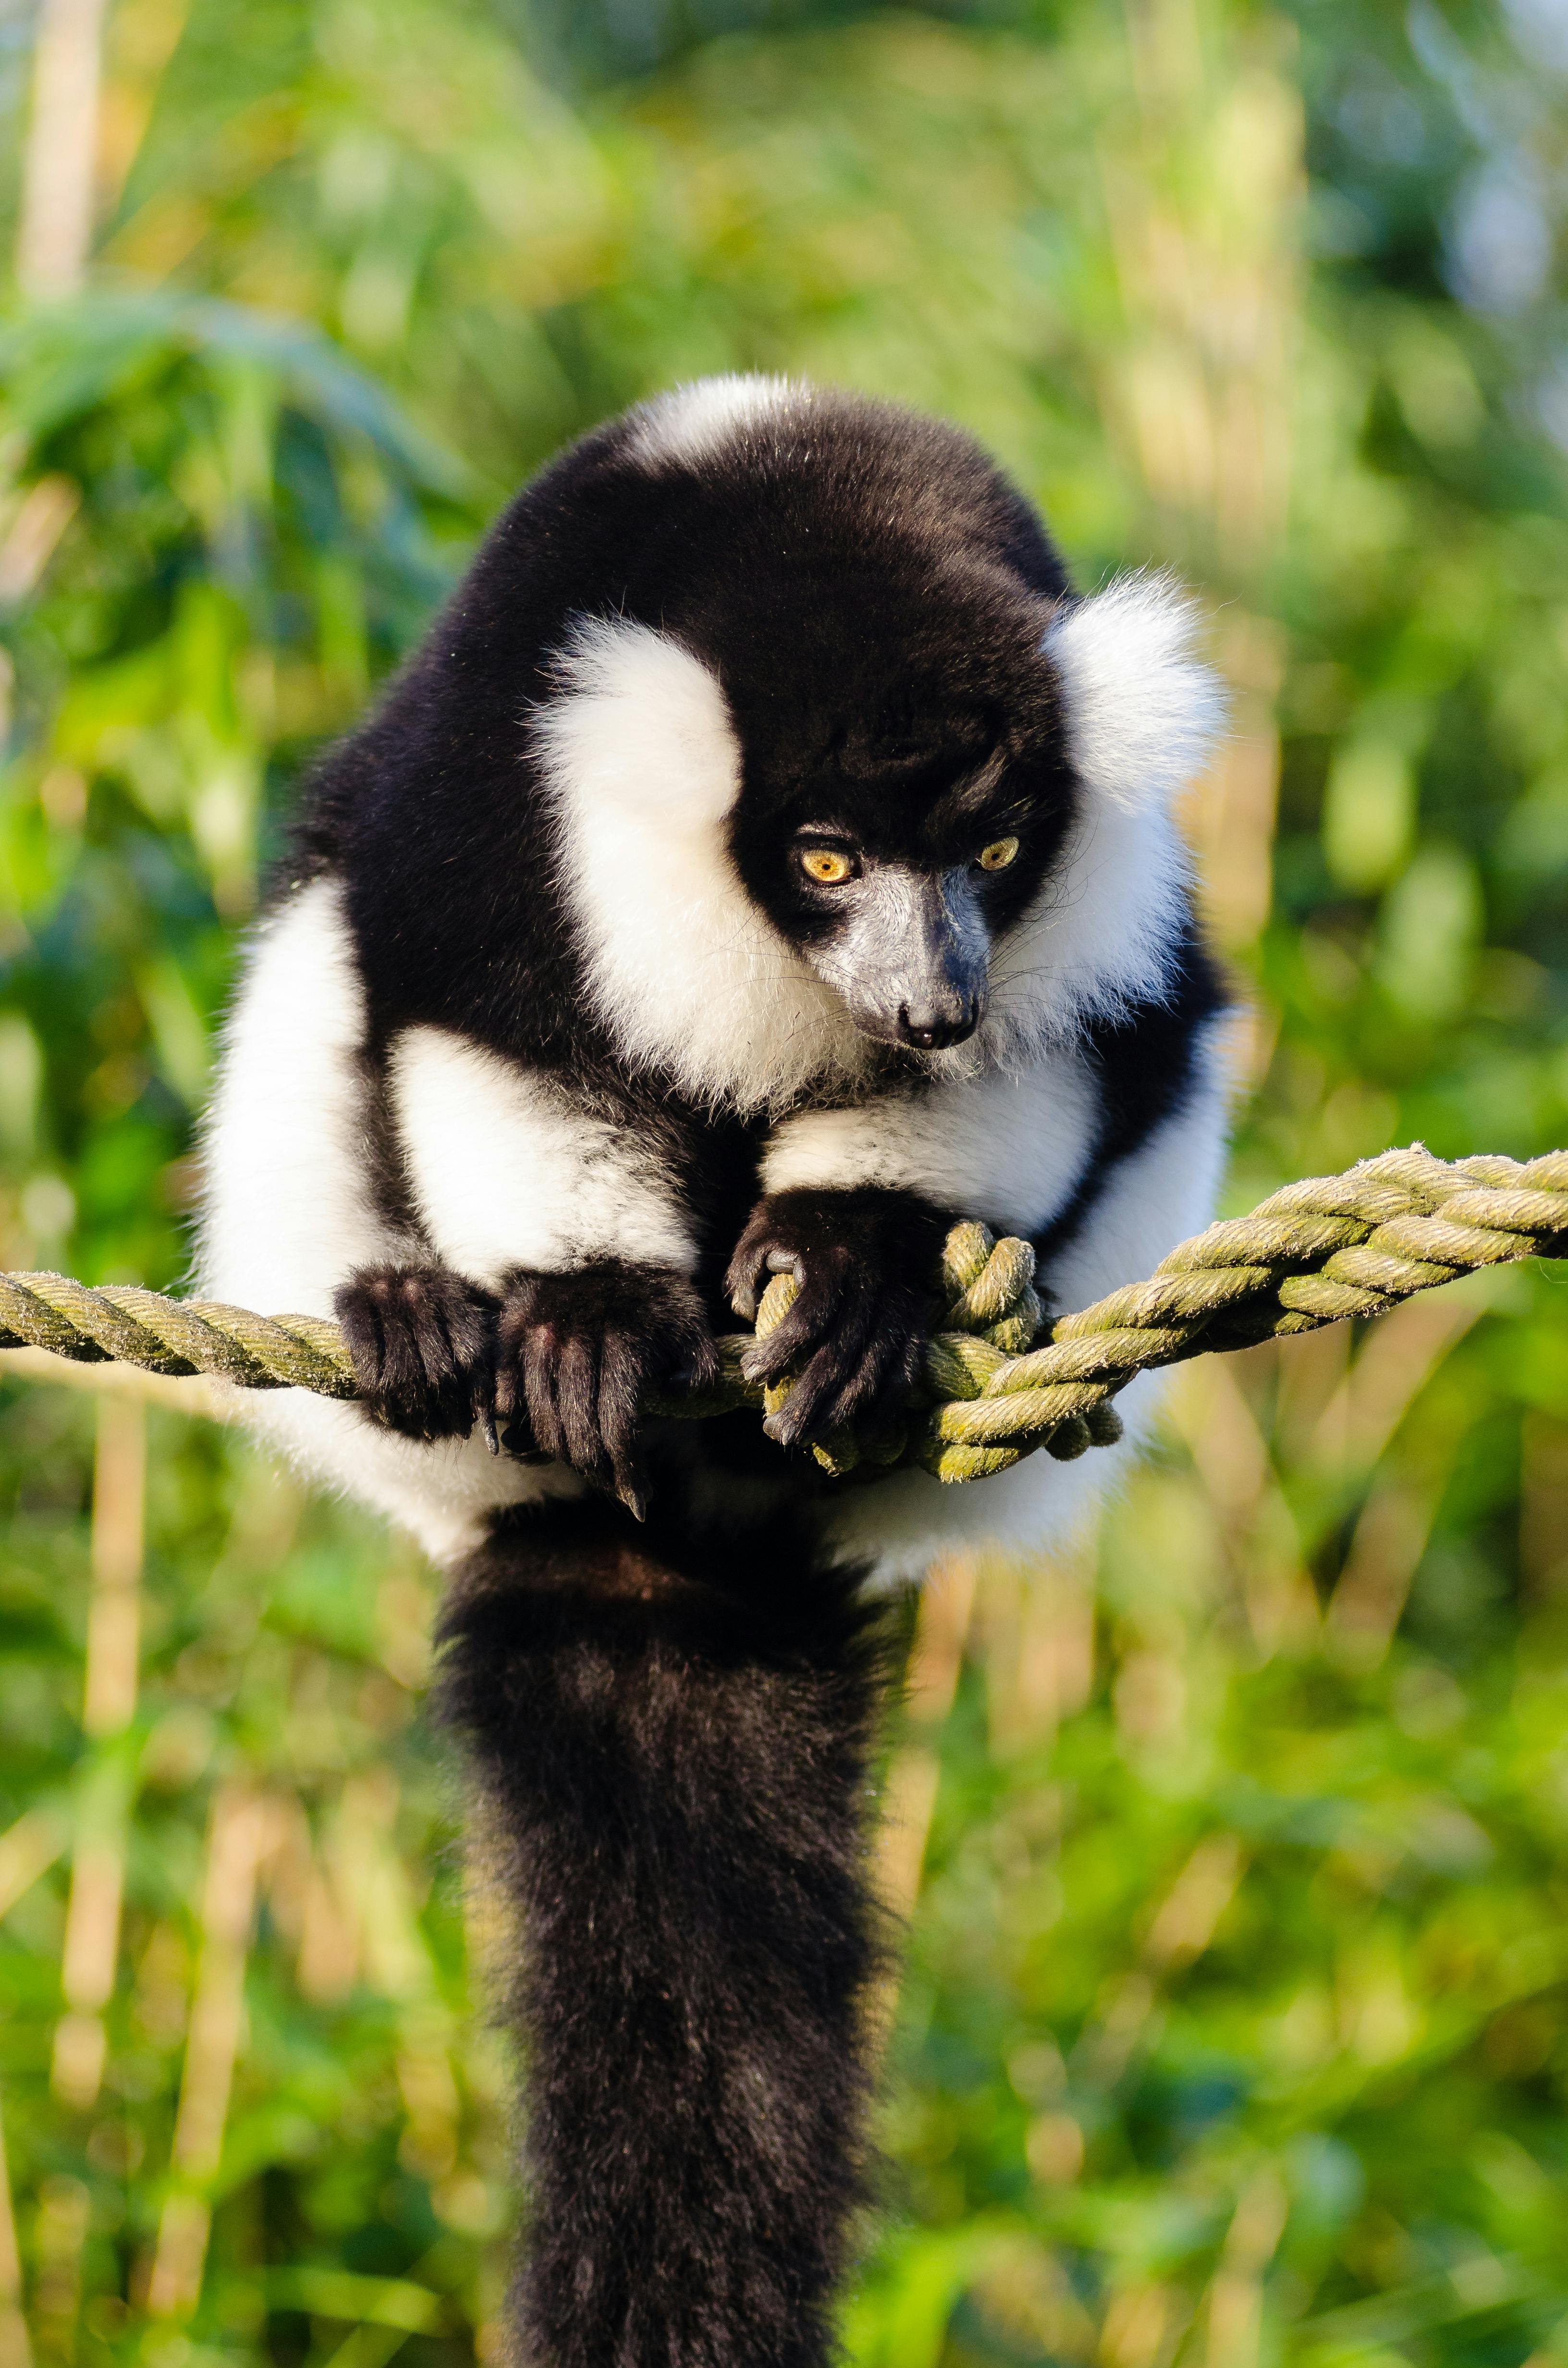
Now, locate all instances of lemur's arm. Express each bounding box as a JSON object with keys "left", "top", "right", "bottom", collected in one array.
[
  {"left": 727, "top": 1185, "right": 951, "bottom": 1448},
  {"left": 338, "top": 1025, "right": 717, "bottom": 1511},
  {"left": 736, "top": 1007, "right": 1235, "bottom": 1450},
  {"left": 733, "top": 1053, "right": 1099, "bottom": 1445}
]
